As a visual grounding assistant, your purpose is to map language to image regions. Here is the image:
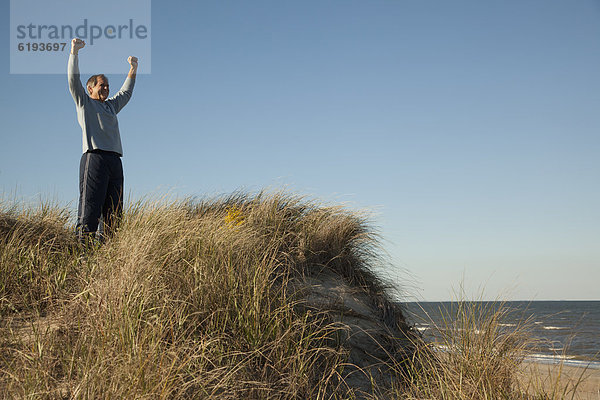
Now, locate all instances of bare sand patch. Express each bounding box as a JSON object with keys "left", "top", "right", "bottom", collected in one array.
[{"left": 517, "top": 362, "right": 600, "bottom": 399}]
